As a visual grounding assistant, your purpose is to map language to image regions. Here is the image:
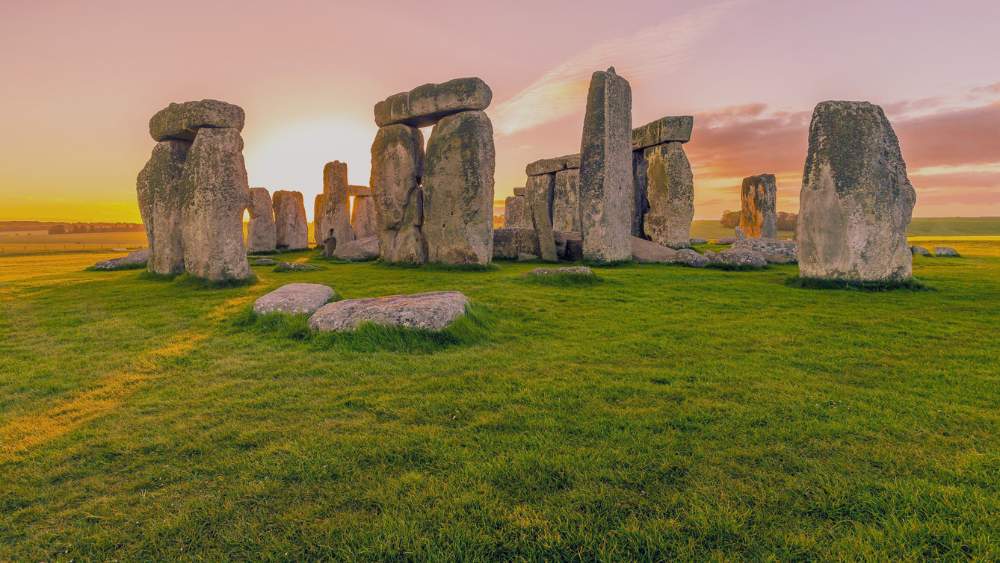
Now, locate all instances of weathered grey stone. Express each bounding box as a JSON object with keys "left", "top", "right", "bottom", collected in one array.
[
  {"left": 309, "top": 291, "right": 469, "bottom": 332},
  {"left": 526, "top": 174, "right": 558, "bottom": 262},
  {"left": 274, "top": 261, "right": 321, "bottom": 272},
  {"left": 351, "top": 195, "right": 378, "bottom": 239},
  {"left": 371, "top": 124, "right": 426, "bottom": 264},
  {"left": 526, "top": 154, "right": 581, "bottom": 176},
  {"left": 251, "top": 257, "right": 277, "bottom": 266},
  {"left": 247, "top": 188, "right": 276, "bottom": 253},
  {"left": 253, "top": 283, "right": 334, "bottom": 315},
  {"left": 579, "top": 67, "right": 633, "bottom": 263},
  {"left": 375, "top": 78, "right": 492, "bottom": 128},
  {"left": 149, "top": 100, "right": 244, "bottom": 142},
  {"left": 935, "top": 246, "right": 960, "bottom": 257},
  {"left": 313, "top": 194, "right": 327, "bottom": 247},
  {"left": 910, "top": 245, "right": 931, "bottom": 256},
  {"left": 512, "top": 187, "right": 526, "bottom": 197},
  {"left": 272, "top": 190, "right": 309, "bottom": 250},
  {"left": 529, "top": 266, "right": 594, "bottom": 277},
  {"left": 740, "top": 174, "right": 778, "bottom": 239},
  {"left": 319, "top": 161, "right": 355, "bottom": 247},
  {"left": 332, "top": 235, "right": 379, "bottom": 261},
  {"left": 631, "top": 237, "right": 710, "bottom": 267},
  {"left": 180, "top": 128, "right": 252, "bottom": 282},
  {"left": 137, "top": 139, "right": 189, "bottom": 275},
  {"left": 553, "top": 169, "right": 581, "bottom": 233},
  {"left": 704, "top": 248, "right": 768, "bottom": 269},
  {"left": 690, "top": 238, "right": 708, "bottom": 245},
  {"left": 504, "top": 195, "right": 531, "bottom": 228},
  {"left": 632, "top": 116, "right": 693, "bottom": 150},
  {"left": 93, "top": 249, "right": 150, "bottom": 271},
  {"left": 674, "top": 248, "right": 709, "bottom": 268},
  {"left": 492, "top": 228, "right": 539, "bottom": 259},
  {"left": 732, "top": 234, "right": 798, "bottom": 264},
  {"left": 717, "top": 237, "right": 737, "bottom": 245},
  {"left": 641, "top": 142, "right": 694, "bottom": 248},
  {"left": 797, "top": 101, "right": 916, "bottom": 282},
  {"left": 422, "top": 110, "right": 495, "bottom": 265},
  {"left": 518, "top": 253, "right": 538, "bottom": 261}
]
